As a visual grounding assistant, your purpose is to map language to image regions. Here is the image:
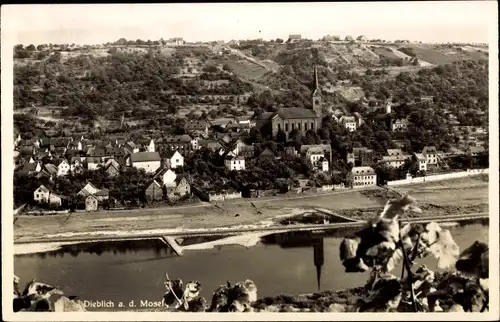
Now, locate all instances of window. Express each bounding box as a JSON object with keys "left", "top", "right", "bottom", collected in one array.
[
  {"left": 298, "top": 123, "right": 301, "bottom": 130},
  {"left": 278, "top": 124, "right": 281, "bottom": 131},
  {"left": 176, "top": 159, "right": 179, "bottom": 163},
  {"left": 292, "top": 123, "right": 295, "bottom": 130},
  {"left": 285, "top": 123, "right": 289, "bottom": 131}
]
